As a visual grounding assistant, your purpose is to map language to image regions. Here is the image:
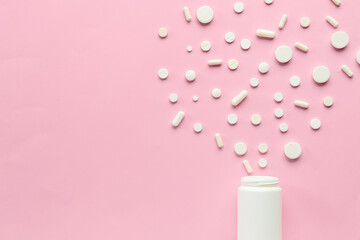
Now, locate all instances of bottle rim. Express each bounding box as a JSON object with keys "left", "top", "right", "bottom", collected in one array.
[{"left": 241, "top": 176, "right": 279, "bottom": 187}]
